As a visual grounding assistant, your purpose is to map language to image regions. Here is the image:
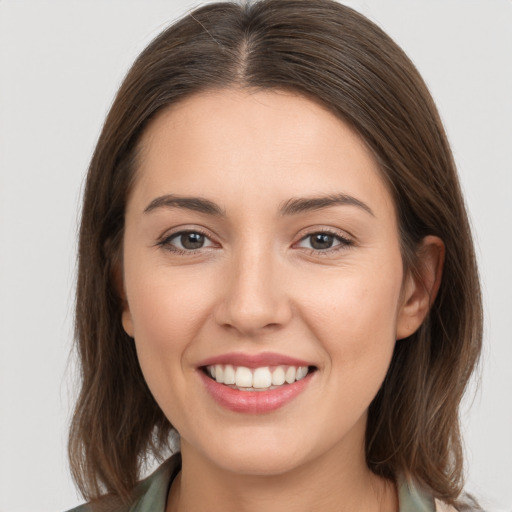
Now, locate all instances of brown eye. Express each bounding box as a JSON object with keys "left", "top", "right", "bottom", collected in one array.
[
  {"left": 180, "top": 232, "right": 205, "bottom": 249},
  {"left": 297, "top": 231, "right": 352, "bottom": 252},
  {"left": 161, "top": 230, "right": 215, "bottom": 252},
  {"left": 310, "top": 233, "right": 335, "bottom": 250}
]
